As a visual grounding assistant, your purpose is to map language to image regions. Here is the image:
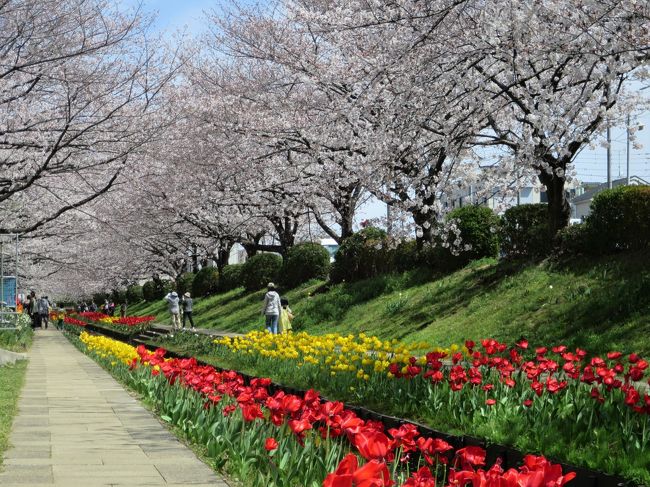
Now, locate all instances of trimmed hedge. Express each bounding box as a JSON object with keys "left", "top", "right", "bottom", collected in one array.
[
  {"left": 192, "top": 267, "right": 219, "bottom": 297},
  {"left": 434, "top": 206, "right": 500, "bottom": 270},
  {"left": 282, "top": 242, "right": 331, "bottom": 288},
  {"left": 331, "top": 227, "right": 393, "bottom": 283},
  {"left": 586, "top": 185, "right": 650, "bottom": 254},
  {"left": 142, "top": 281, "right": 157, "bottom": 302},
  {"left": 176, "top": 272, "right": 195, "bottom": 297},
  {"left": 220, "top": 264, "right": 244, "bottom": 291},
  {"left": 501, "top": 204, "right": 551, "bottom": 258},
  {"left": 241, "top": 253, "right": 283, "bottom": 291}
]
